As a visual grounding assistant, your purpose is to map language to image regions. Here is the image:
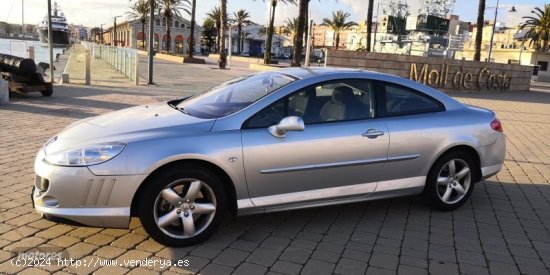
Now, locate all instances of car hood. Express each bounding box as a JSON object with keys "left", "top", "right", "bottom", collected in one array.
[{"left": 48, "top": 102, "right": 214, "bottom": 151}]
